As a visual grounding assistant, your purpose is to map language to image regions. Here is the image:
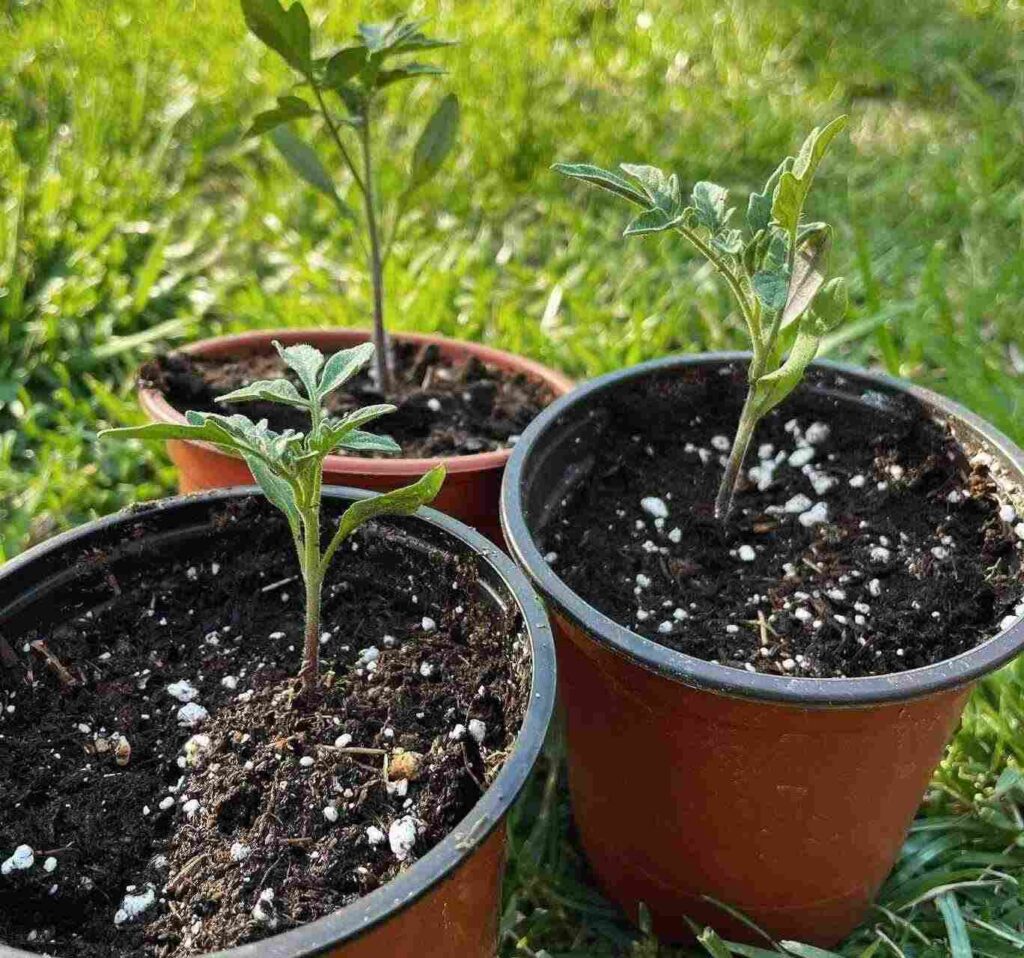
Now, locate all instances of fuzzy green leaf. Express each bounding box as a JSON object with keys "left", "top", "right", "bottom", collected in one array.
[
  {"left": 712, "top": 229, "right": 744, "bottom": 255},
  {"left": 551, "top": 163, "right": 649, "bottom": 207},
  {"left": 620, "top": 163, "right": 675, "bottom": 212},
  {"left": 409, "top": 93, "right": 460, "bottom": 191},
  {"left": 809, "top": 277, "right": 848, "bottom": 334},
  {"left": 216, "top": 378, "right": 309, "bottom": 408},
  {"left": 755, "top": 321, "right": 821, "bottom": 417},
  {"left": 318, "top": 343, "right": 376, "bottom": 396},
  {"left": 269, "top": 127, "right": 354, "bottom": 221},
  {"left": 99, "top": 421, "right": 223, "bottom": 444},
  {"left": 746, "top": 191, "right": 773, "bottom": 234},
  {"left": 331, "top": 403, "right": 396, "bottom": 433},
  {"left": 359, "top": 18, "right": 455, "bottom": 59},
  {"left": 333, "top": 464, "right": 445, "bottom": 542},
  {"left": 623, "top": 207, "right": 679, "bottom": 236},
  {"left": 194, "top": 411, "right": 286, "bottom": 457},
  {"left": 781, "top": 231, "right": 832, "bottom": 329},
  {"left": 335, "top": 430, "right": 402, "bottom": 454},
  {"left": 316, "top": 403, "right": 397, "bottom": 453},
  {"left": 246, "top": 95, "right": 314, "bottom": 138},
  {"left": 747, "top": 158, "right": 789, "bottom": 232},
  {"left": 772, "top": 170, "right": 802, "bottom": 233},
  {"left": 244, "top": 453, "right": 301, "bottom": 532},
  {"left": 692, "top": 181, "right": 728, "bottom": 231},
  {"left": 772, "top": 118, "right": 847, "bottom": 234},
  {"left": 793, "top": 115, "right": 849, "bottom": 186},
  {"left": 752, "top": 269, "right": 789, "bottom": 311},
  {"left": 273, "top": 340, "right": 324, "bottom": 399},
  {"left": 324, "top": 46, "right": 367, "bottom": 86},
  {"left": 241, "top": 0, "right": 312, "bottom": 74},
  {"left": 376, "top": 62, "right": 446, "bottom": 89}
]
